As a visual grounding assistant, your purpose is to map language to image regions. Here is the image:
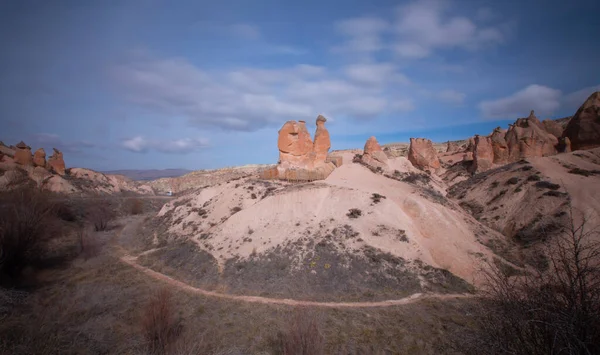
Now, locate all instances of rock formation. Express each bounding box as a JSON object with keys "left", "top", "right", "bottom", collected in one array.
[
  {"left": 313, "top": 115, "right": 331, "bottom": 162},
  {"left": 470, "top": 135, "right": 494, "bottom": 173},
  {"left": 505, "top": 111, "right": 558, "bottom": 161},
  {"left": 14, "top": 141, "right": 33, "bottom": 166},
  {"left": 33, "top": 148, "right": 46, "bottom": 167},
  {"left": 562, "top": 91, "right": 600, "bottom": 150},
  {"left": 542, "top": 119, "right": 563, "bottom": 138},
  {"left": 408, "top": 138, "right": 441, "bottom": 171},
  {"left": 261, "top": 115, "right": 338, "bottom": 181},
  {"left": 48, "top": 148, "right": 66, "bottom": 175},
  {"left": 446, "top": 141, "right": 459, "bottom": 153},
  {"left": 490, "top": 127, "right": 509, "bottom": 164},
  {"left": 361, "top": 136, "right": 388, "bottom": 169}
]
